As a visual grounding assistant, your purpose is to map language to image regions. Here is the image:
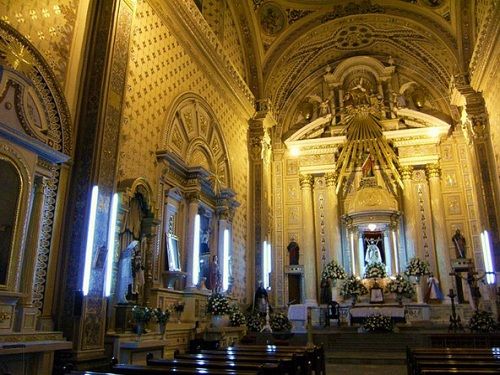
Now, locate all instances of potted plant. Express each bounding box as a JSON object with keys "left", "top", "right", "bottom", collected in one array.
[
  {"left": 468, "top": 310, "right": 496, "bottom": 333},
  {"left": 363, "top": 314, "right": 393, "bottom": 332},
  {"left": 207, "top": 293, "right": 231, "bottom": 328},
  {"left": 153, "top": 307, "right": 170, "bottom": 336},
  {"left": 321, "top": 260, "right": 347, "bottom": 285},
  {"left": 132, "top": 305, "right": 152, "bottom": 336},
  {"left": 364, "top": 262, "right": 387, "bottom": 279},
  {"left": 340, "top": 275, "right": 368, "bottom": 306},
  {"left": 229, "top": 310, "right": 246, "bottom": 327},
  {"left": 405, "top": 257, "right": 431, "bottom": 303},
  {"left": 386, "top": 274, "right": 415, "bottom": 305},
  {"left": 245, "top": 312, "right": 264, "bottom": 332}
]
